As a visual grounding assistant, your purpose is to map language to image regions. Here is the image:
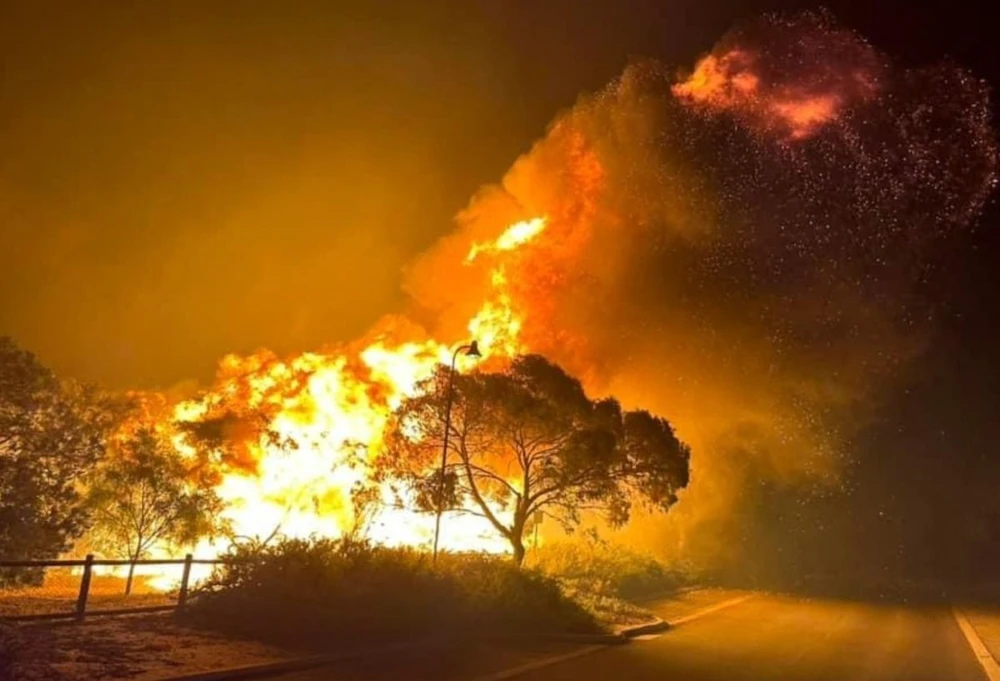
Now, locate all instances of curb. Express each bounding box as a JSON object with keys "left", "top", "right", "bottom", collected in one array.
[
  {"left": 618, "top": 618, "right": 670, "bottom": 638},
  {"left": 484, "top": 616, "right": 671, "bottom": 646},
  {"left": 463, "top": 617, "right": 669, "bottom": 681},
  {"left": 465, "top": 644, "right": 607, "bottom": 681},
  {"left": 489, "top": 631, "right": 627, "bottom": 645}
]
